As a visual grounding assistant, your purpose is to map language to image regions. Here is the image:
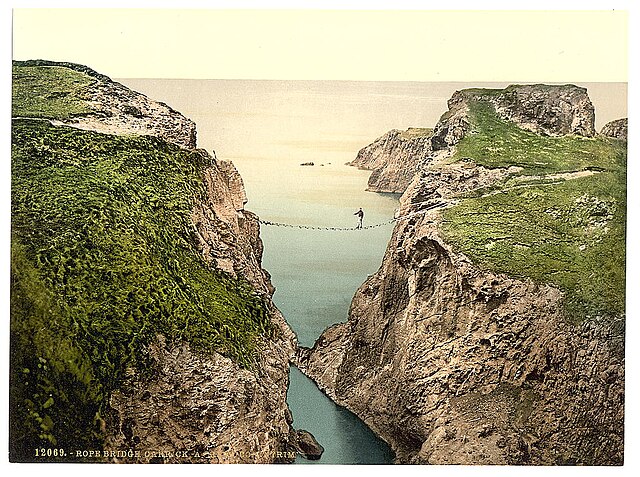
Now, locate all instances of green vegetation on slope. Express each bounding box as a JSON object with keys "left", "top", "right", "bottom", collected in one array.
[
  {"left": 10, "top": 119, "right": 271, "bottom": 459},
  {"left": 442, "top": 98, "right": 626, "bottom": 322},
  {"left": 453, "top": 101, "right": 620, "bottom": 175},
  {"left": 12, "top": 65, "right": 95, "bottom": 119}
]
